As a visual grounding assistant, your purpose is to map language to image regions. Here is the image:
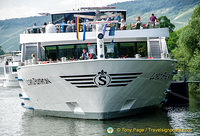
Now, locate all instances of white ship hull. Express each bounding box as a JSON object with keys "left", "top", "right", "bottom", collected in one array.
[{"left": 18, "top": 59, "right": 176, "bottom": 119}]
